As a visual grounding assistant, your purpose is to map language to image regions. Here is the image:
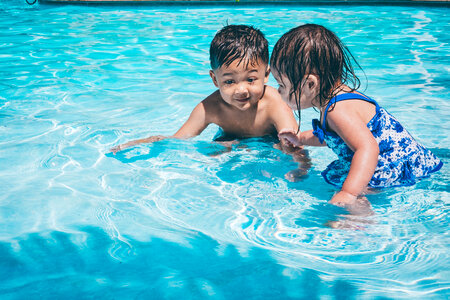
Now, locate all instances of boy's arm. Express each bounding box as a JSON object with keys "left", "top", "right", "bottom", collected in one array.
[
  {"left": 110, "top": 101, "right": 210, "bottom": 154},
  {"left": 267, "top": 90, "right": 299, "bottom": 146},
  {"left": 110, "top": 135, "right": 166, "bottom": 154},
  {"left": 266, "top": 87, "right": 324, "bottom": 148},
  {"left": 172, "top": 101, "right": 209, "bottom": 138},
  {"left": 267, "top": 91, "right": 313, "bottom": 181}
]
